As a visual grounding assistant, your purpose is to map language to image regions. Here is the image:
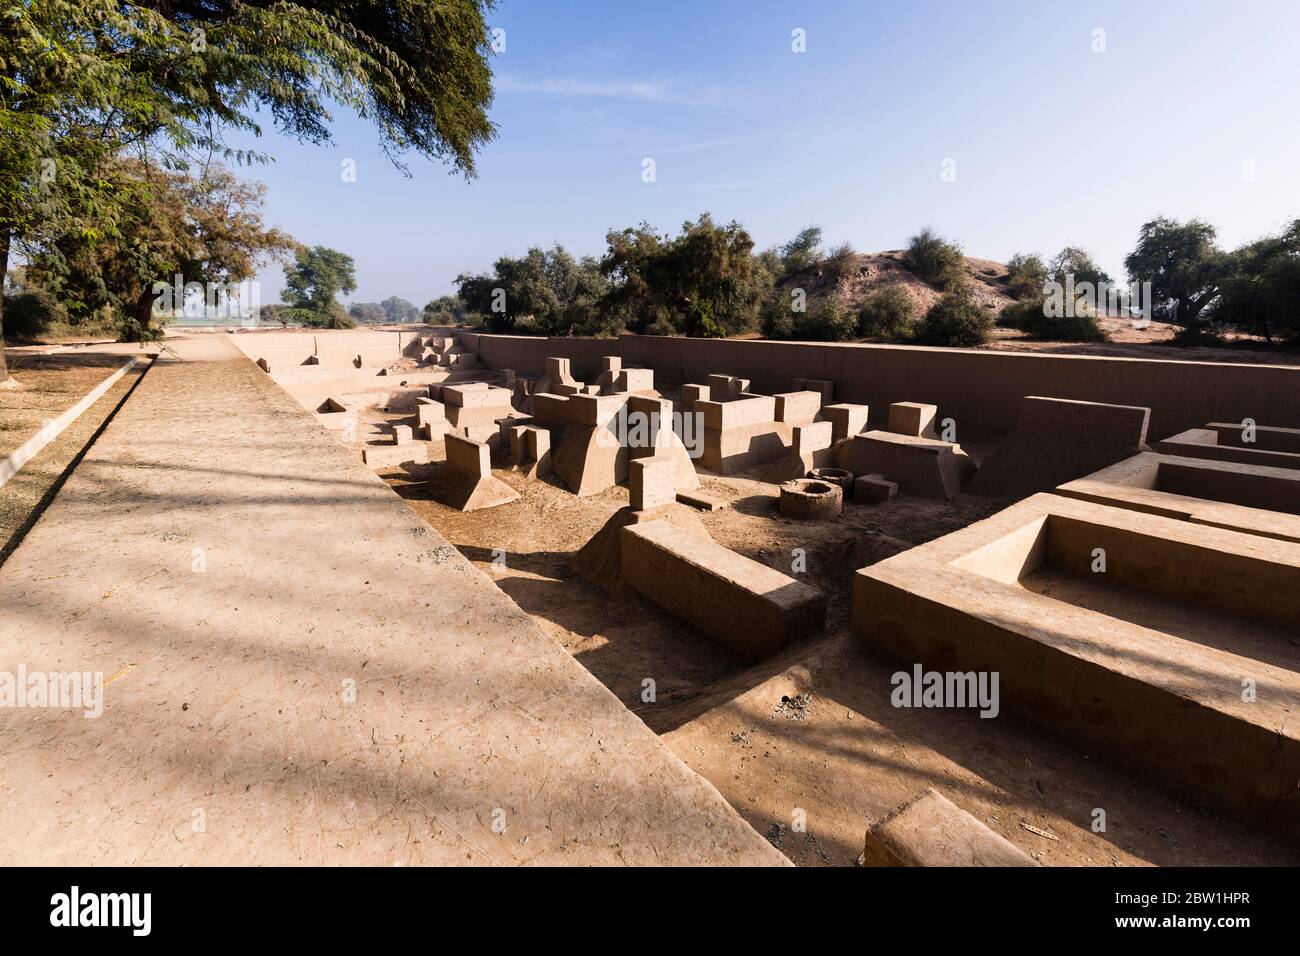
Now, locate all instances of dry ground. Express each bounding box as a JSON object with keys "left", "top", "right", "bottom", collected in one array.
[
  {"left": 0, "top": 350, "right": 126, "bottom": 459},
  {"left": 0, "top": 364, "right": 147, "bottom": 565},
  {"left": 221, "top": 327, "right": 1300, "bottom": 866},
  {"left": 0, "top": 334, "right": 784, "bottom": 866},
  {"left": 0, "top": 348, "right": 151, "bottom": 566},
  {"left": 375, "top": 439, "right": 1297, "bottom": 868},
  {"left": 382, "top": 441, "right": 1009, "bottom": 734},
  {"left": 984, "top": 317, "right": 1300, "bottom": 364},
  {"left": 664, "top": 635, "right": 1298, "bottom": 868}
]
